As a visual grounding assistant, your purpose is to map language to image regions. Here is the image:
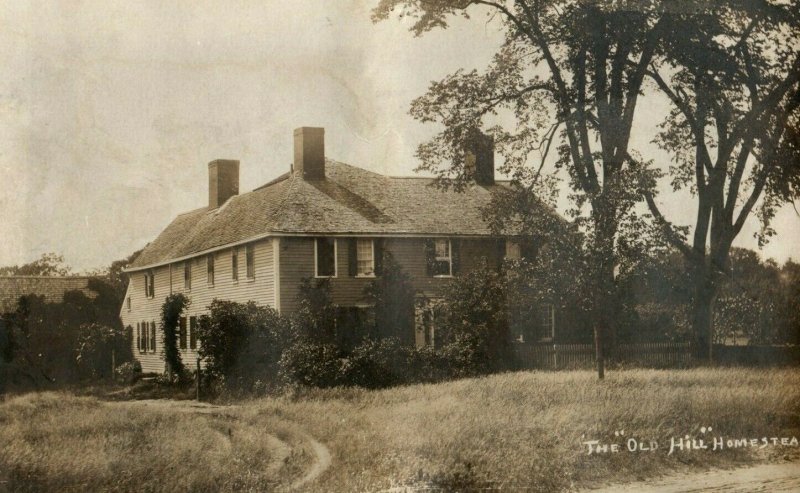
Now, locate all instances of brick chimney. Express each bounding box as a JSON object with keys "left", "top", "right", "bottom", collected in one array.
[
  {"left": 465, "top": 130, "right": 495, "bottom": 186},
  {"left": 294, "top": 127, "right": 325, "bottom": 180},
  {"left": 208, "top": 159, "right": 239, "bottom": 209}
]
